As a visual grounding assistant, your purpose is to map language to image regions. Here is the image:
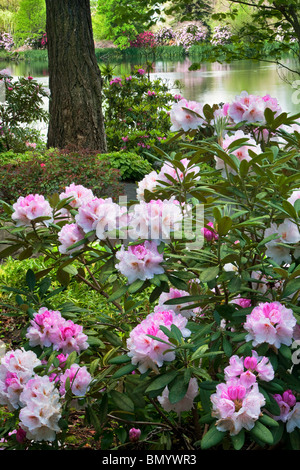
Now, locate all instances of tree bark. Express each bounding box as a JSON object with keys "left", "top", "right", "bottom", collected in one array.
[{"left": 45, "top": 0, "right": 107, "bottom": 152}]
